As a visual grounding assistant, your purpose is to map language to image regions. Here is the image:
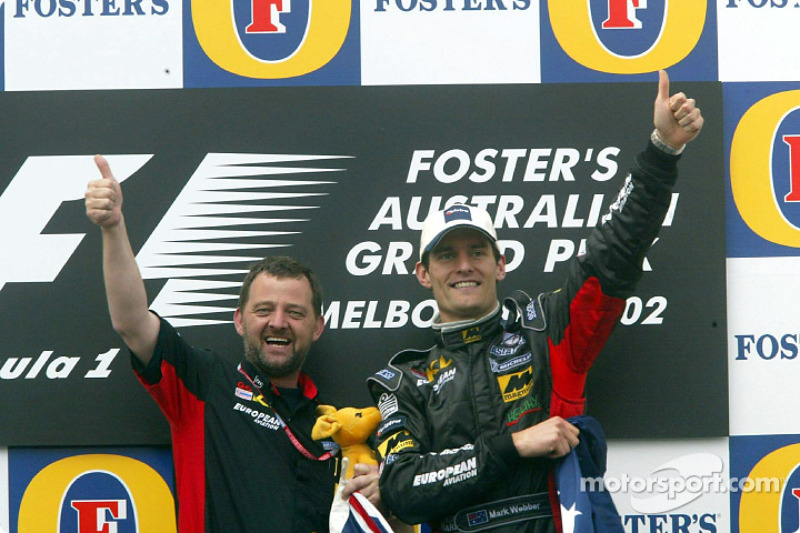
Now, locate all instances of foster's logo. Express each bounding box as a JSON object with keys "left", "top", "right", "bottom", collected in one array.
[
  {"left": 15, "top": 453, "right": 176, "bottom": 532},
  {"left": 190, "top": 0, "right": 353, "bottom": 79},
  {"left": 543, "top": 0, "right": 709, "bottom": 78},
  {"left": 730, "top": 88, "right": 800, "bottom": 250}
]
